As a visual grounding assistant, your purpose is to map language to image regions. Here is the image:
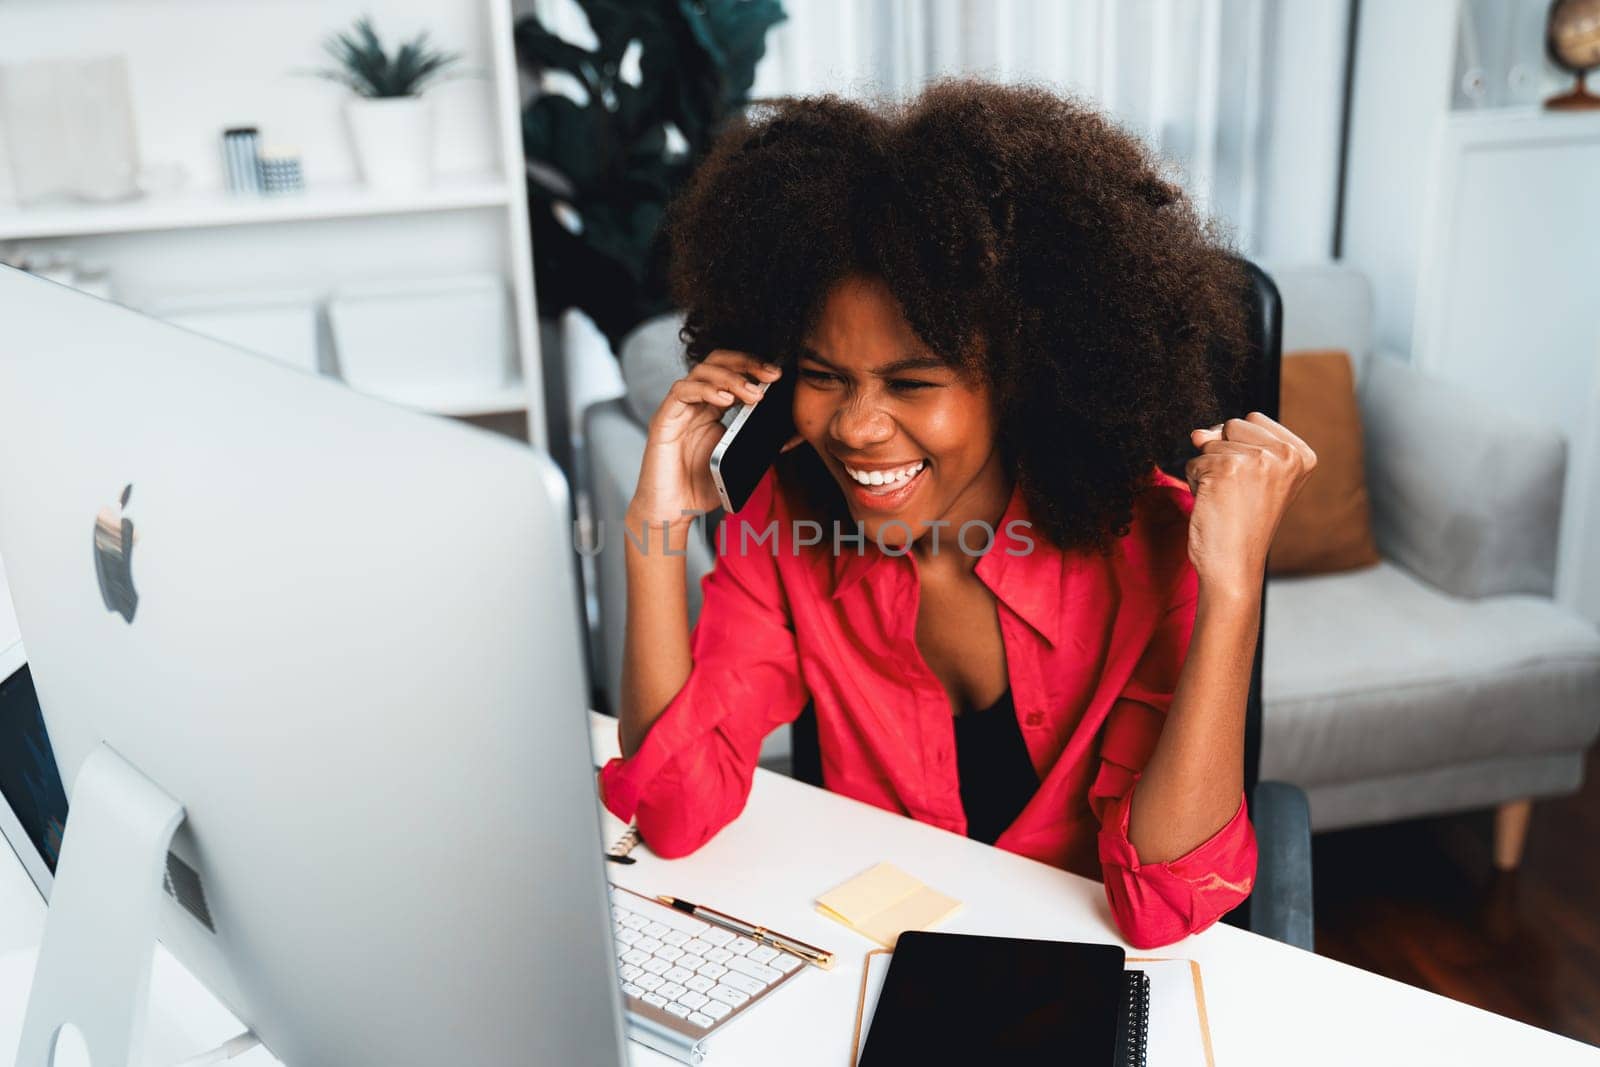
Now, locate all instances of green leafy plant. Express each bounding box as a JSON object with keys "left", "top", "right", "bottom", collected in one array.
[
  {"left": 515, "top": 0, "right": 786, "bottom": 350},
  {"left": 313, "top": 15, "right": 464, "bottom": 99}
]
